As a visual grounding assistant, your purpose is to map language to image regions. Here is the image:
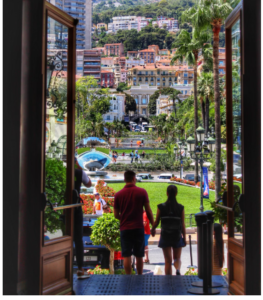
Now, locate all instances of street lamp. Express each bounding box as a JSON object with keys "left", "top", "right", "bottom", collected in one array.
[
  {"left": 174, "top": 138, "right": 188, "bottom": 179},
  {"left": 186, "top": 126, "right": 215, "bottom": 212}
]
